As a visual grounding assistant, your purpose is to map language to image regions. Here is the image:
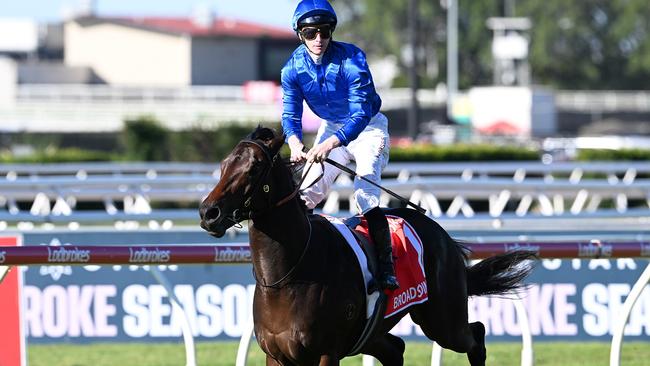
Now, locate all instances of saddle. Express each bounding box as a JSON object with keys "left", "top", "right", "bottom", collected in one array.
[
  {"left": 322, "top": 213, "right": 429, "bottom": 355},
  {"left": 342, "top": 216, "right": 381, "bottom": 293},
  {"left": 339, "top": 215, "right": 387, "bottom": 356}
]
